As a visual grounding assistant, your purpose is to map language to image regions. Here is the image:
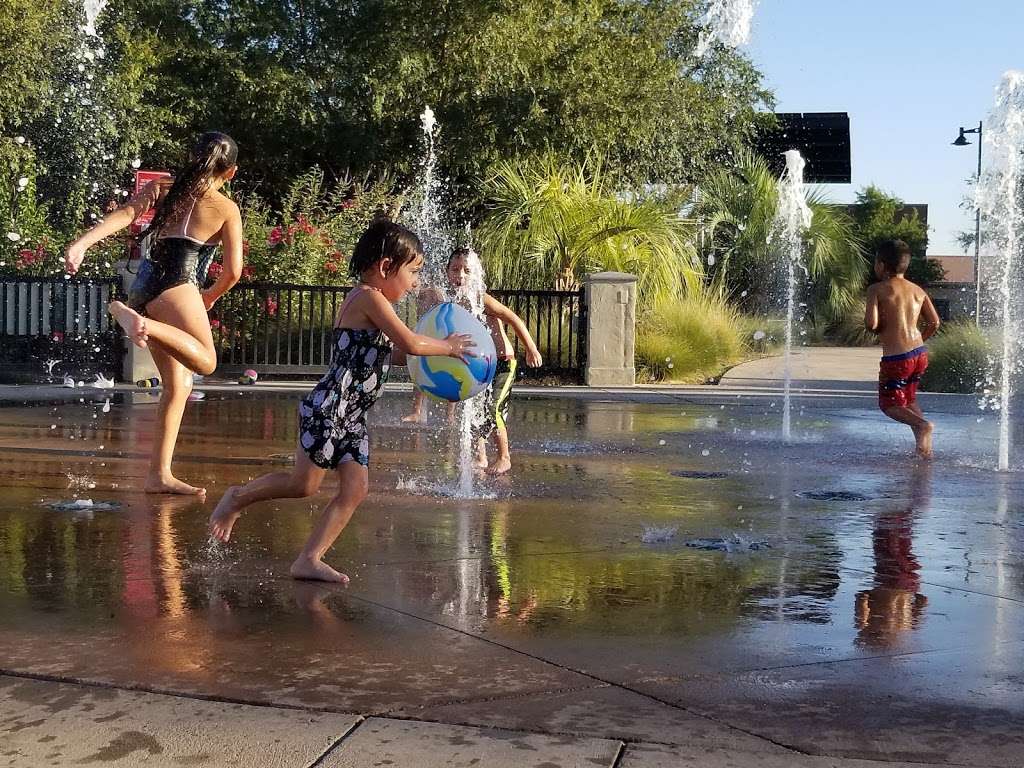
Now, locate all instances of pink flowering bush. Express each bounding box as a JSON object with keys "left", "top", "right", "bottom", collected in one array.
[
  {"left": 238, "top": 168, "right": 398, "bottom": 286},
  {"left": 1, "top": 139, "right": 122, "bottom": 278}
]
